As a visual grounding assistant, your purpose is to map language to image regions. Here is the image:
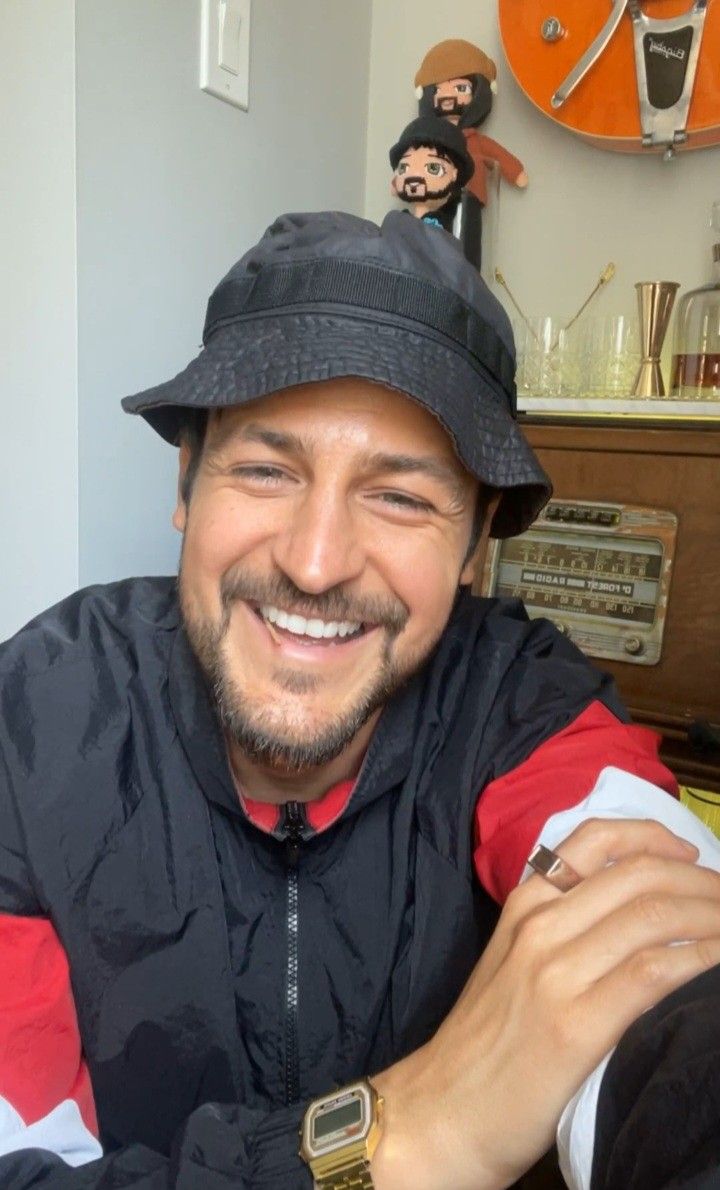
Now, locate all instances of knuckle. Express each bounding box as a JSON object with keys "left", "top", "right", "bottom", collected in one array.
[
  {"left": 695, "top": 938, "right": 720, "bottom": 973},
  {"left": 623, "top": 852, "right": 663, "bottom": 884},
  {"left": 574, "top": 816, "right": 608, "bottom": 842},
  {"left": 547, "top": 1000, "right": 584, "bottom": 1051},
  {"left": 627, "top": 948, "right": 667, "bottom": 989},
  {"left": 512, "top": 905, "right": 551, "bottom": 958},
  {"left": 633, "top": 891, "right": 672, "bottom": 928}
]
